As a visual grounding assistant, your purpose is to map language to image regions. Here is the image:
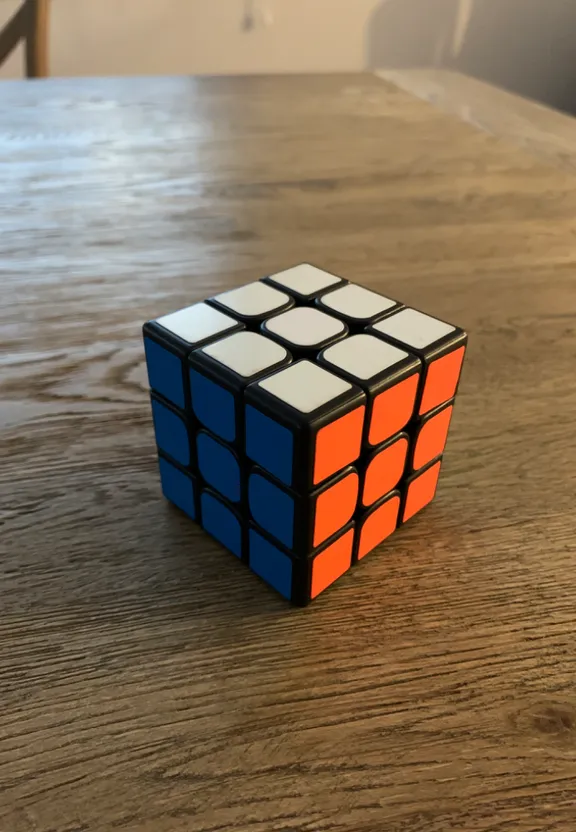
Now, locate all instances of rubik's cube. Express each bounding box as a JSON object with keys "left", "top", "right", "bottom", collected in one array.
[{"left": 143, "top": 264, "right": 467, "bottom": 605}]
